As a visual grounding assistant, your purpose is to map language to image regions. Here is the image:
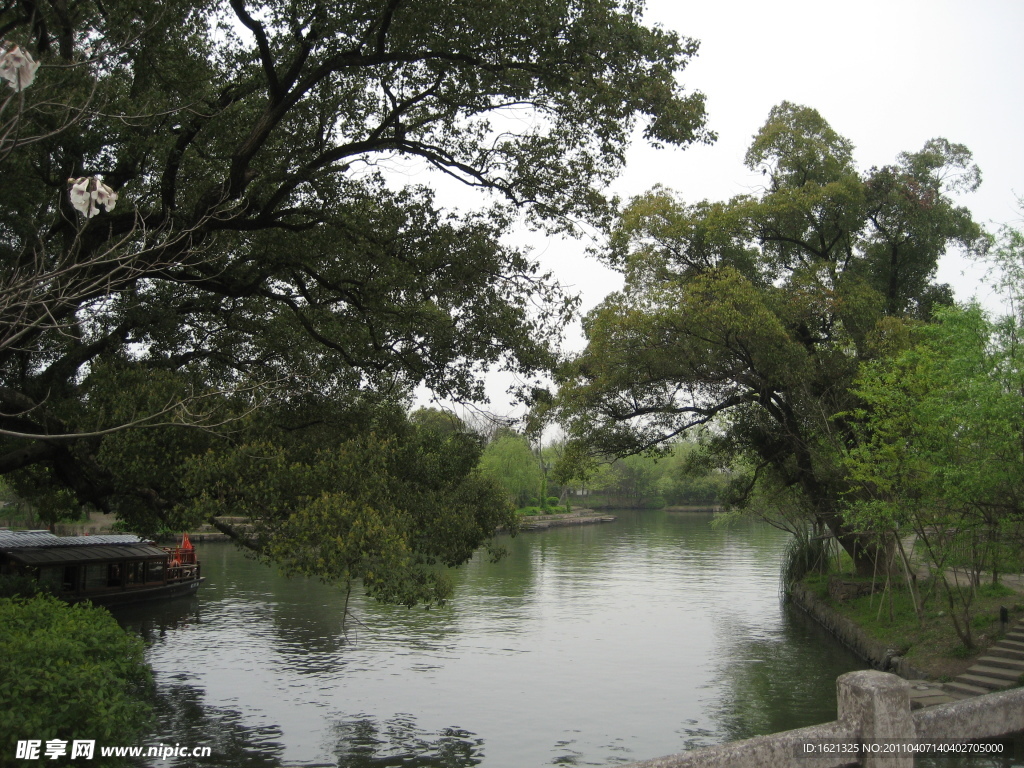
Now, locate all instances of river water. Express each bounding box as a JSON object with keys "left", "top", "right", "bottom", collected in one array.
[{"left": 115, "top": 510, "right": 871, "bottom": 767}]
